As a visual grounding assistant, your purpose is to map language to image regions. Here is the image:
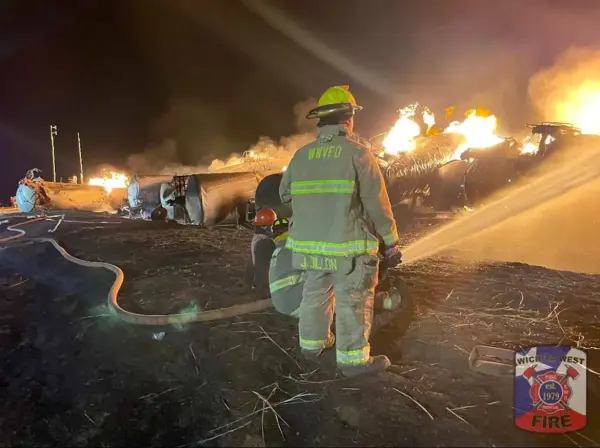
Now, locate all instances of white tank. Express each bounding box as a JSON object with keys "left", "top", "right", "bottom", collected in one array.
[
  {"left": 160, "top": 182, "right": 176, "bottom": 220},
  {"left": 127, "top": 175, "right": 173, "bottom": 209},
  {"left": 15, "top": 183, "right": 37, "bottom": 213},
  {"left": 127, "top": 178, "right": 140, "bottom": 208}
]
